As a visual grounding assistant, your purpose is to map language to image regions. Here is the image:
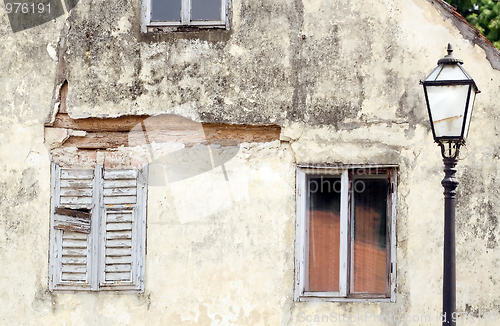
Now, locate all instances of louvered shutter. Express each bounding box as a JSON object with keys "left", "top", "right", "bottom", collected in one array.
[
  {"left": 98, "top": 168, "right": 147, "bottom": 291},
  {"left": 49, "top": 164, "right": 97, "bottom": 291}
]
